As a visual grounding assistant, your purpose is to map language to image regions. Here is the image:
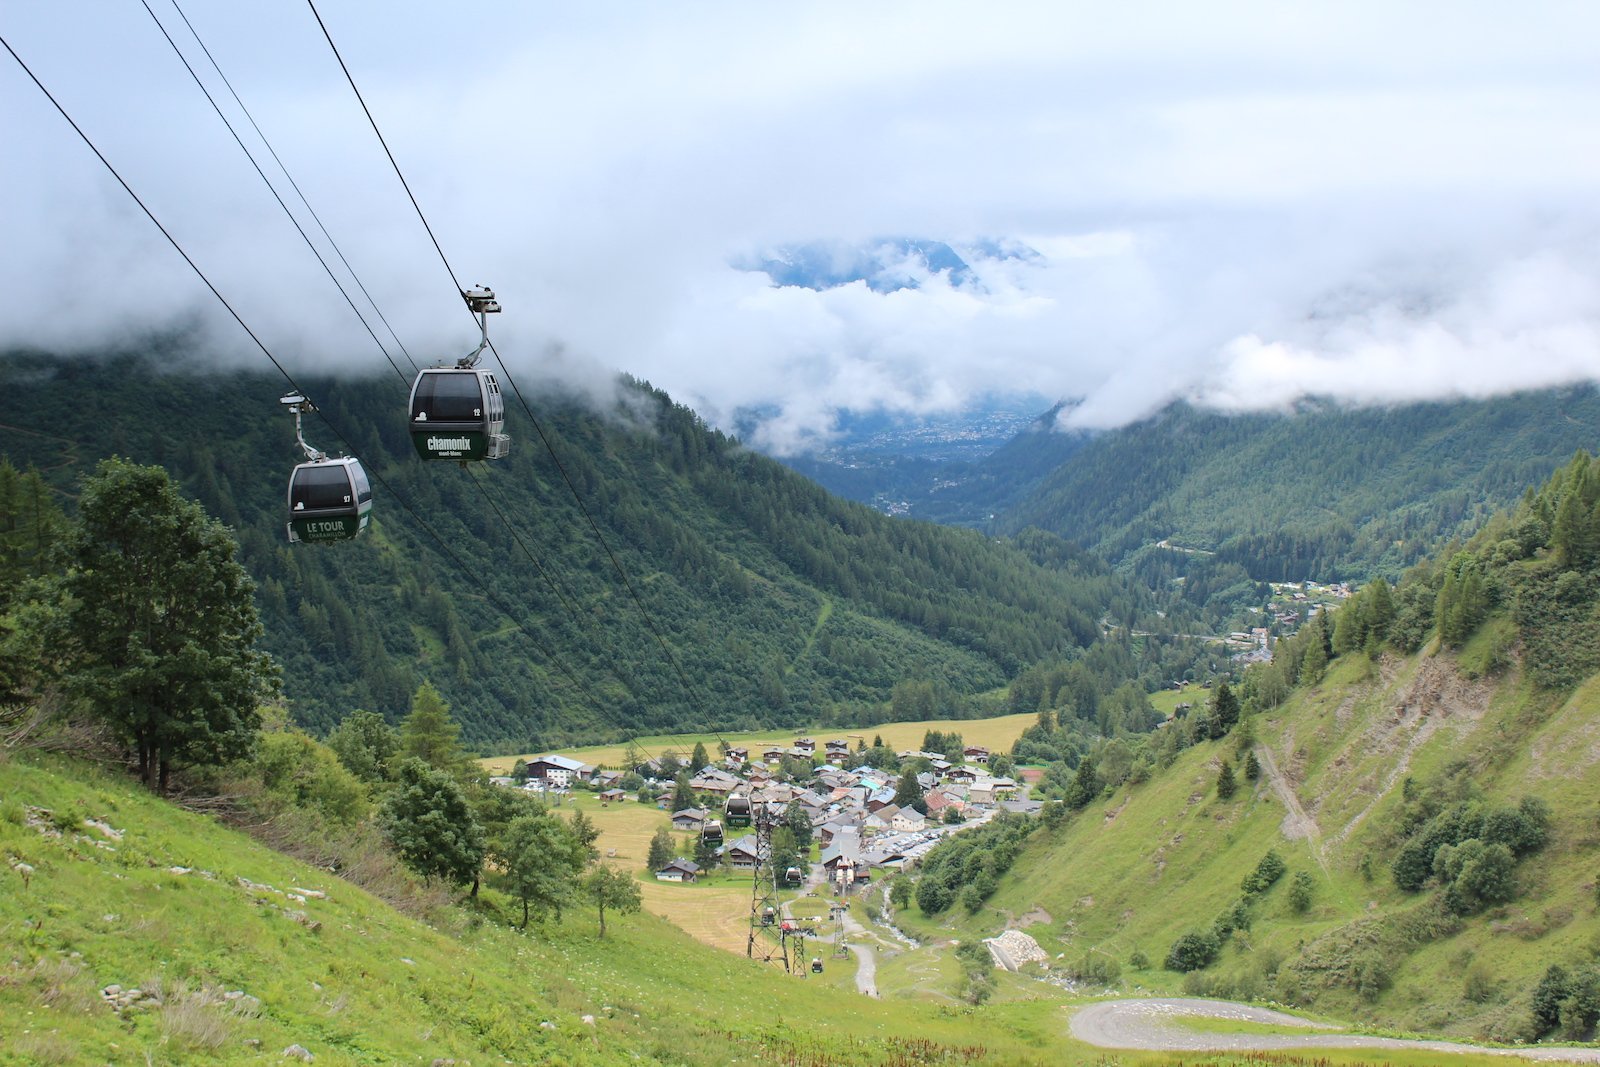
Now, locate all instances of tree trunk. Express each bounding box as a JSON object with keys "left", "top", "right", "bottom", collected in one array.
[{"left": 521, "top": 898, "right": 529, "bottom": 929}]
